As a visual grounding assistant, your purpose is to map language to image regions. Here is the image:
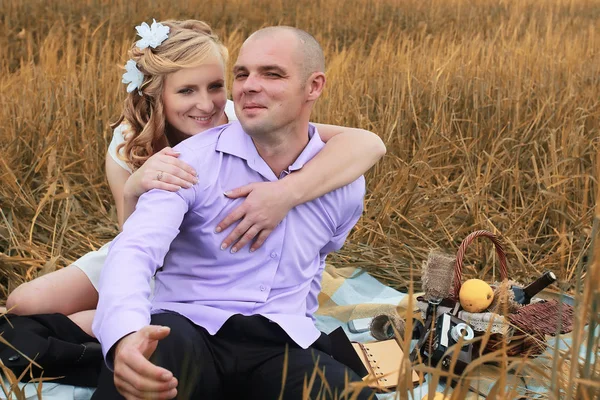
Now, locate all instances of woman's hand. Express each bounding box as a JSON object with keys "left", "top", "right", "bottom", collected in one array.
[
  {"left": 216, "top": 181, "right": 299, "bottom": 253},
  {"left": 124, "top": 147, "right": 198, "bottom": 199}
]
